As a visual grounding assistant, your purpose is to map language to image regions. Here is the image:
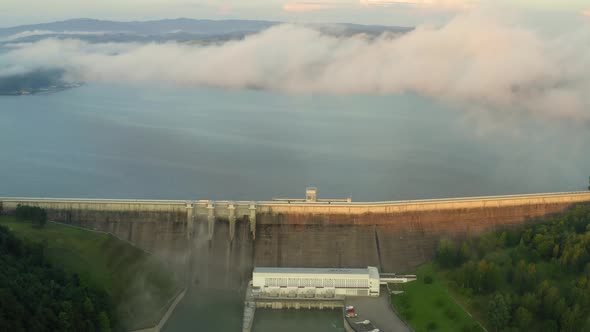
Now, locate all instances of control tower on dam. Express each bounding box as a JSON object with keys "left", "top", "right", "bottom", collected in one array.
[{"left": 1, "top": 189, "right": 590, "bottom": 281}]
